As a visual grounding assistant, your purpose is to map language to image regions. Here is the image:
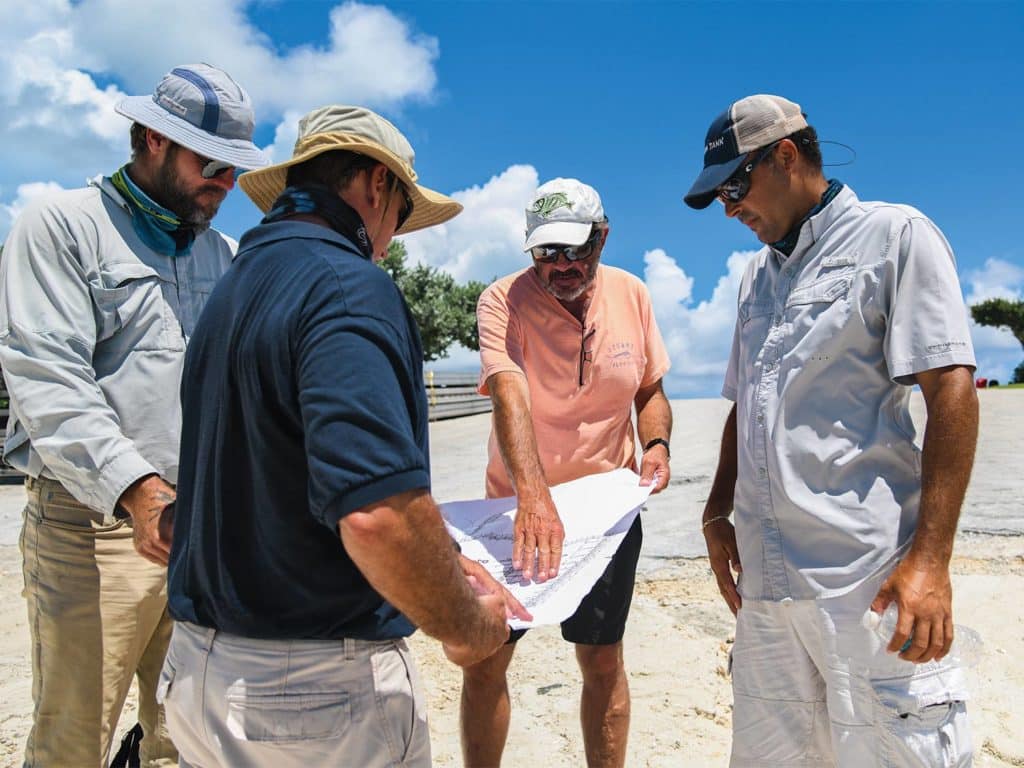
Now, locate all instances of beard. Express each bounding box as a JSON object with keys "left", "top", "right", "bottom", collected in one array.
[
  {"left": 539, "top": 259, "right": 598, "bottom": 302},
  {"left": 151, "top": 146, "right": 225, "bottom": 231}
]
